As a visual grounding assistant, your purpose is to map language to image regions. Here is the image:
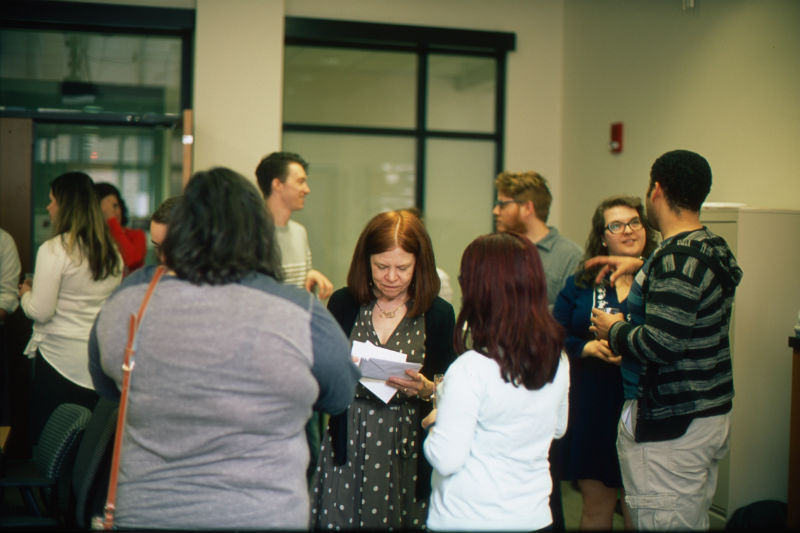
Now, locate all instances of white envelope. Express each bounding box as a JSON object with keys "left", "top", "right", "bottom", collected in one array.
[
  {"left": 352, "top": 341, "right": 422, "bottom": 404},
  {"left": 360, "top": 358, "right": 422, "bottom": 381},
  {"left": 351, "top": 340, "right": 407, "bottom": 363},
  {"left": 360, "top": 378, "right": 402, "bottom": 404}
]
